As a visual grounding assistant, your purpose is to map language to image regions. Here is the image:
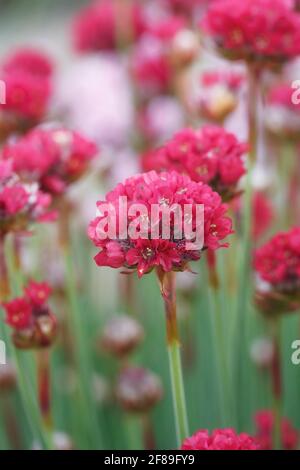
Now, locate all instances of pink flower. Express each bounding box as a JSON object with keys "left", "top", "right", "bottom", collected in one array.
[
  {"left": 202, "top": 0, "right": 300, "bottom": 63},
  {"left": 201, "top": 70, "right": 244, "bottom": 91},
  {"left": 2, "top": 127, "right": 98, "bottom": 195},
  {"left": 2, "top": 280, "right": 57, "bottom": 349},
  {"left": 25, "top": 281, "right": 52, "bottom": 307},
  {"left": 72, "top": 0, "right": 146, "bottom": 52},
  {"left": 88, "top": 170, "right": 233, "bottom": 277},
  {"left": 3, "top": 48, "right": 53, "bottom": 79},
  {"left": 0, "top": 160, "right": 54, "bottom": 236},
  {"left": 254, "top": 228, "right": 300, "bottom": 289},
  {"left": 131, "top": 36, "right": 173, "bottom": 96},
  {"left": 3, "top": 297, "right": 32, "bottom": 330},
  {"left": 0, "top": 69, "right": 51, "bottom": 121},
  {"left": 142, "top": 126, "right": 247, "bottom": 201},
  {"left": 181, "top": 428, "right": 260, "bottom": 450},
  {"left": 255, "top": 410, "right": 299, "bottom": 450}
]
